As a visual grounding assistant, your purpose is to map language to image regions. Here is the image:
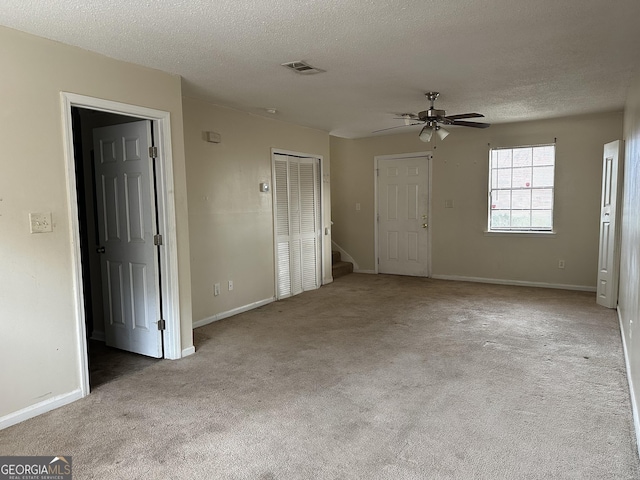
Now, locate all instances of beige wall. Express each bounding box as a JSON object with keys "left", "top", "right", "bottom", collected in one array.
[
  {"left": 0, "top": 26, "right": 193, "bottom": 419},
  {"left": 182, "top": 97, "right": 331, "bottom": 324},
  {"left": 331, "top": 112, "right": 623, "bottom": 288},
  {"left": 619, "top": 72, "right": 640, "bottom": 441}
]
